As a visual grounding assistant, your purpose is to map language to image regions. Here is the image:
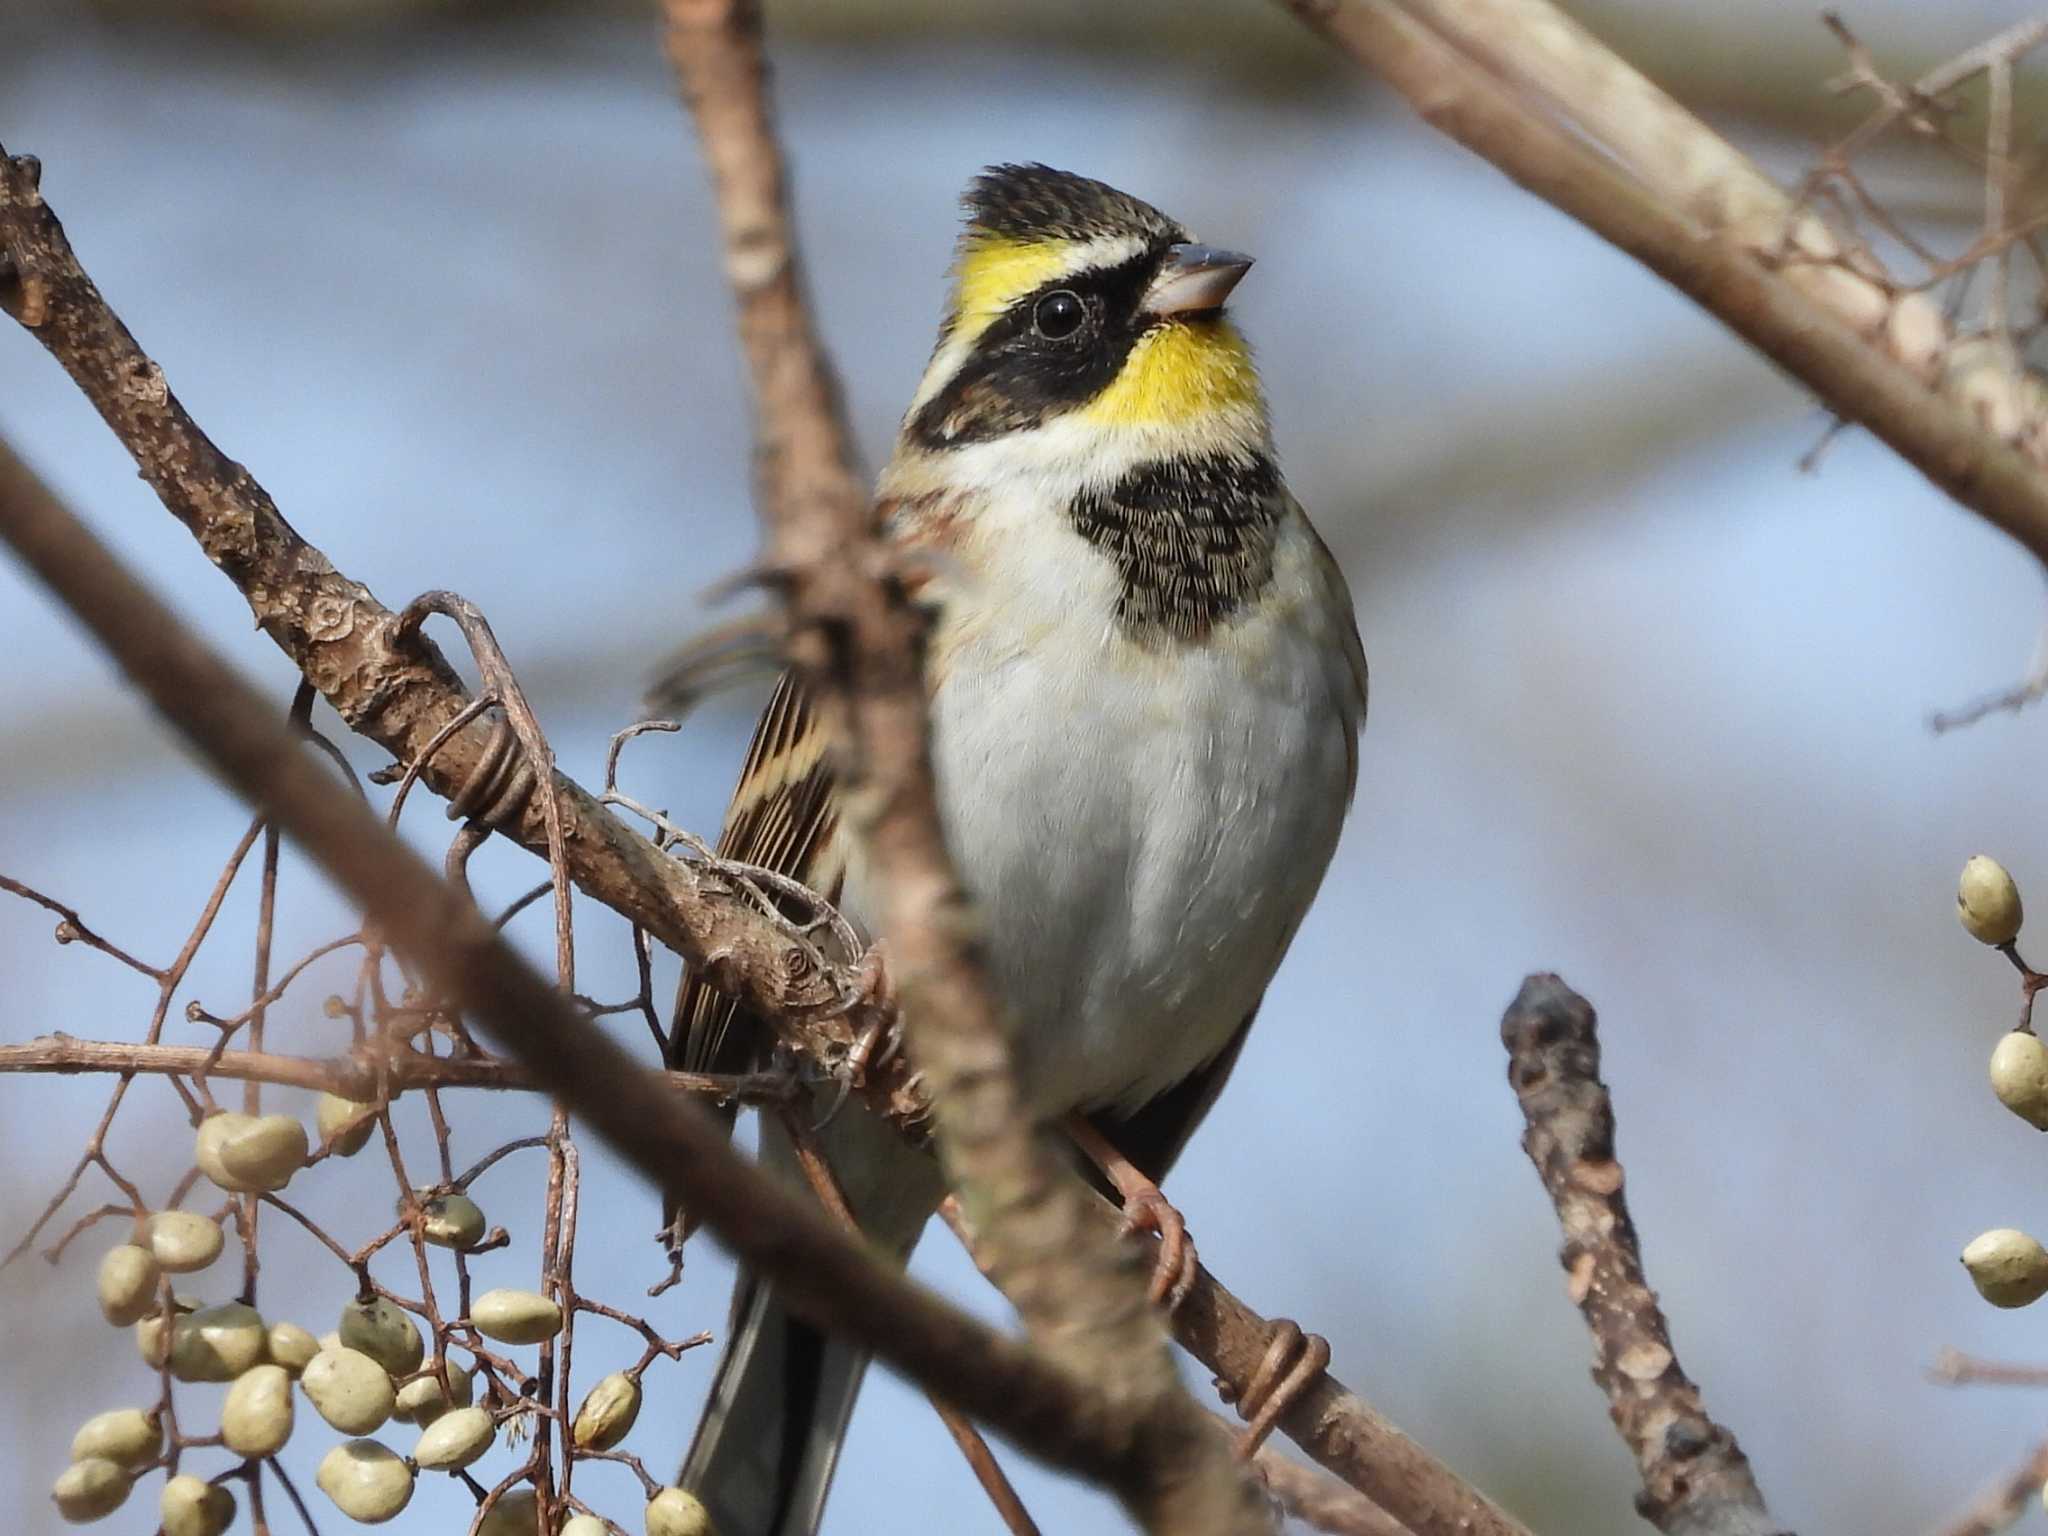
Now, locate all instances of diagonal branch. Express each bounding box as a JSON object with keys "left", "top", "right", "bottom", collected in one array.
[
  {"left": 1274, "top": 0, "right": 2048, "bottom": 567},
  {"left": 0, "top": 140, "right": 927, "bottom": 1129},
  {"left": 1501, "top": 975, "right": 1785, "bottom": 1536},
  {"left": 0, "top": 93, "right": 1532, "bottom": 1536},
  {"left": 660, "top": 3, "right": 1263, "bottom": 1529},
  {"left": 1130, "top": 1201, "right": 1523, "bottom": 1536},
  {"left": 1930, "top": 1436, "right": 2048, "bottom": 1536},
  {"left": 1239, "top": 1433, "right": 1414, "bottom": 1536},
  {"left": 0, "top": 431, "right": 1140, "bottom": 1489}
]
